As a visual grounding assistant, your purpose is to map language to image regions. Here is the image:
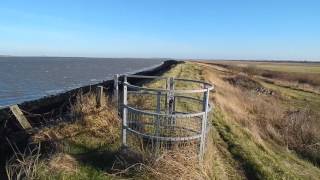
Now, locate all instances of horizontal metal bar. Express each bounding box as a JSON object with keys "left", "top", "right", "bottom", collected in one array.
[
  {"left": 125, "top": 105, "right": 207, "bottom": 118},
  {"left": 125, "top": 82, "right": 213, "bottom": 94},
  {"left": 127, "top": 121, "right": 201, "bottom": 134},
  {"left": 127, "top": 90, "right": 166, "bottom": 95},
  {"left": 174, "top": 96, "right": 213, "bottom": 111},
  {"left": 175, "top": 95, "right": 202, "bottom": 103},
  {"left": 173, "top": 111, "right": 204, "bottom": 118},
  {"left": 126, "top": 127, "right": 202, "bottom": 142},
  {"left": 174, "top": 78, "right": 214, "bottom": 88},
  {"left": 125, "top": 83, "right": 168, "bottom": 92},
  {"left": 124, "top": 102, "right": 212, "bottom": 115},
  {"left": 126, "top": 74, "right": 167, "bottom": 79}
]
